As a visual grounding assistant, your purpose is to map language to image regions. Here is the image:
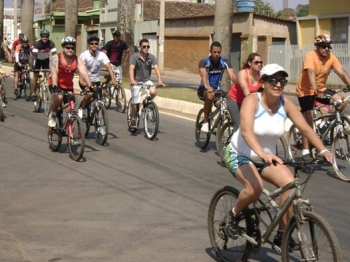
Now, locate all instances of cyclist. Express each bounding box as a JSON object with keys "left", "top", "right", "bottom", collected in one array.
[
  {"left": 78, "top": 34, "right": 118, "bottom": 118},
  {"left": 296, "top": 34, "right": 350, "bottom": 161},
  {"left": 31, "top": 29, "right": 57, "bottom": 101},
  {"left": 13, "top": 36, "right": 32, "bottom": 99},
  {"left": 102, "top": 30, "right": 129, "bottom": 85},
  {"left": 11, "top": 32, "right": 24, "bottom": 62},
  {"left": 129, "top": 38, "right": 165, "bottom": 129},
  {"left": 223, "top": 63, "right": 333, "bottom": 248},
  {"left": 198, "top": 41, "right": 236, "bottom": 133},
  {"left": 47, "top": 36, "right": 92, "bottom": 128},
  {"left": 227, "top": 52, "right": 262, "bottom": 132}
]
